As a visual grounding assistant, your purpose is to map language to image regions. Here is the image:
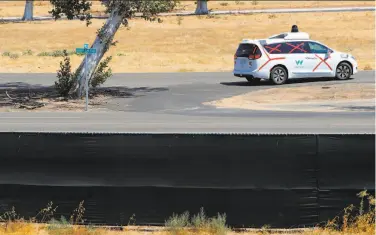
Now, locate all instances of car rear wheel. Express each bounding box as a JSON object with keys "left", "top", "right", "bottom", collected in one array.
[
  {"left": 336, "top": 62, "right": 352, "bottom": 80},
  {"left": 270, "top": 66, "right": 288, "bottom": 85}
]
